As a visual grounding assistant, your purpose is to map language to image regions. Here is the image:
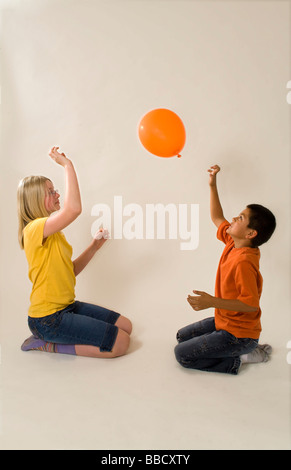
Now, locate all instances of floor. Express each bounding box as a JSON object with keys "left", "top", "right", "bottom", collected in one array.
[
  {"left": 1, "top": 0, "right": 290, "bottom": 453},
  {"left": 0, "top": 318, "right": 290, "bottom": 450}
]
